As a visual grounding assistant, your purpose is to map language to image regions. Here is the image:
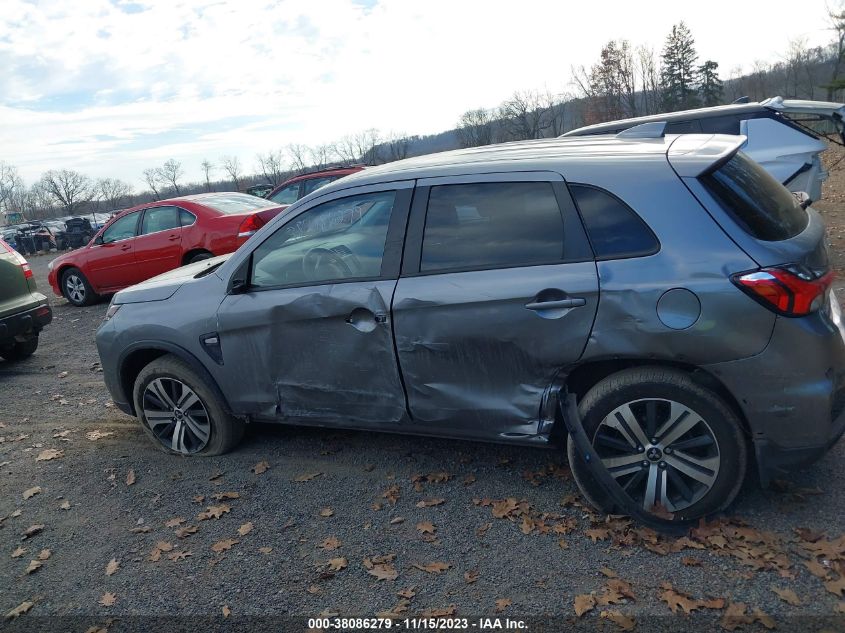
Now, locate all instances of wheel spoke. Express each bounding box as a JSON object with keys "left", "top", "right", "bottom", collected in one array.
[
  {"left": 177, "top": 389, "right": 199, "bottom": 411},
  {"left": 668, "top": 434, "right": 715, "bottom": 451},
  {"left": 601, "top": 453, "right": 644, "bottom": 479},
  {"left": 149, "top": 379, "right": 177, "bottom": 410},
  {"left": 171, "top": 419, "right": 187, "bottom": 453},
  {"left": 654, "top": 402, "right": 701, "bottom": 447},
  {"left": 645, "top": 400, "right": 658, "bottom": 438},
  {"left": 664, "top": 451, "right": 719, "bottom": 487},
  {"left": 606, "top": 403, "right": 650, "bottom": 449},
  {"left": 642, "top": 463, "right": 659, "bottom": 510},
  {"left": 658, "top": 467, "right": 674, "bottom": 512},
  {"left": 666, "top": 464, "right": 694, "bottom": 502},
  {"left": 144, "top": 409, "right": 173, "bottom": 426},
  {"left": 183, "top": 414, "right": 209, "bottom": 444},
  {"left": 595, "top": 432, "right": 635, "bottom": 452}
]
